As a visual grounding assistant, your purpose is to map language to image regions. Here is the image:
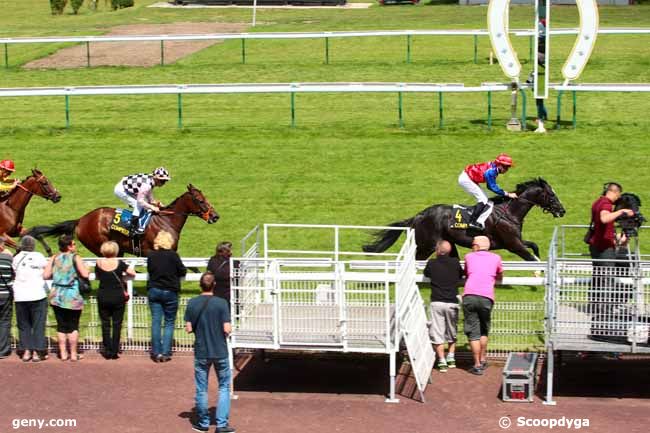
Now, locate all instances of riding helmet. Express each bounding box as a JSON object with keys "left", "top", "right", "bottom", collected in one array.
[
  {"left": 152, "top": 167, "right": 171, "bottom": 180},
  {"left": 495, "top": 153, "right": 514, "bottom": 167},
  {"left": 0, "top": 159, "right": 15, "bottom": 172}
]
